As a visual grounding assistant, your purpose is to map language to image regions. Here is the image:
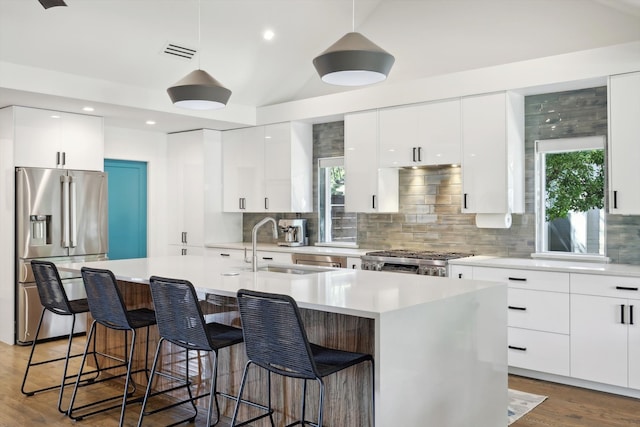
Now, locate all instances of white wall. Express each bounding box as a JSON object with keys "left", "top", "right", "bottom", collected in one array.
[
  {"left": 104, "top": 126, "right": 168, "bottom": 257},
  {"left": 0, "top": 108, "right": 15, "bottom": 344}
]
